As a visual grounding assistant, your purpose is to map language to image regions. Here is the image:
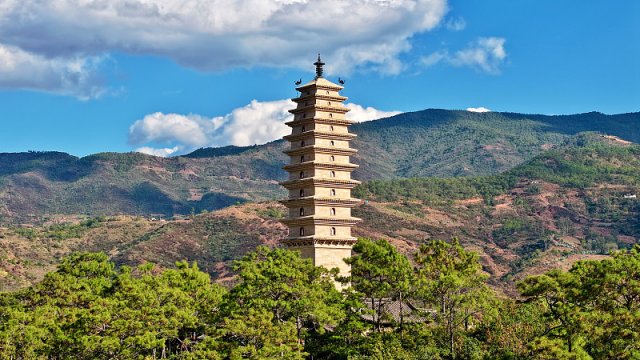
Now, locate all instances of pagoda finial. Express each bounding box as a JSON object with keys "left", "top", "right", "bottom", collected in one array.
[{"left": 313, "top": 53, "right": 325, "bottom": 79}]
